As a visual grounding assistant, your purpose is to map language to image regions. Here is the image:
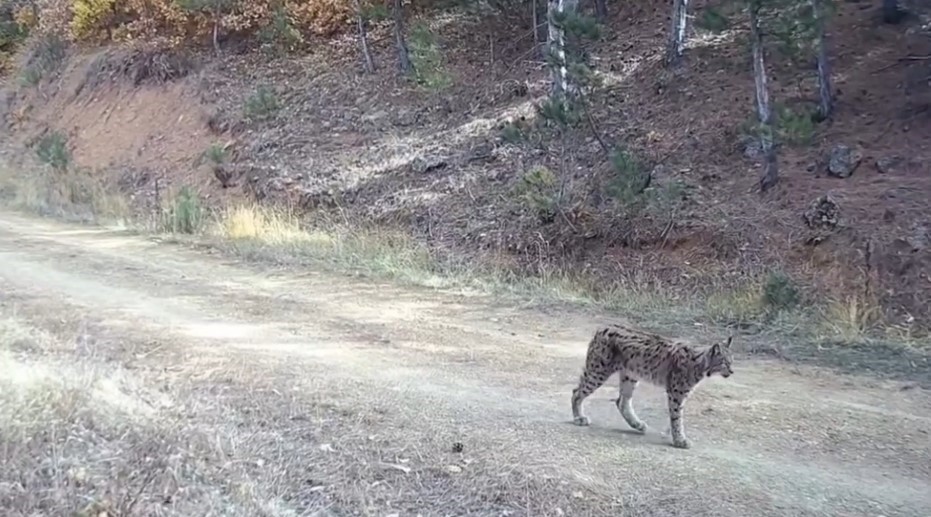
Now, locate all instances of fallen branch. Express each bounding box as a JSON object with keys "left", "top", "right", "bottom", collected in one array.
[{"left": 872, "top": 54, "right": 931, "bottom": 73}]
